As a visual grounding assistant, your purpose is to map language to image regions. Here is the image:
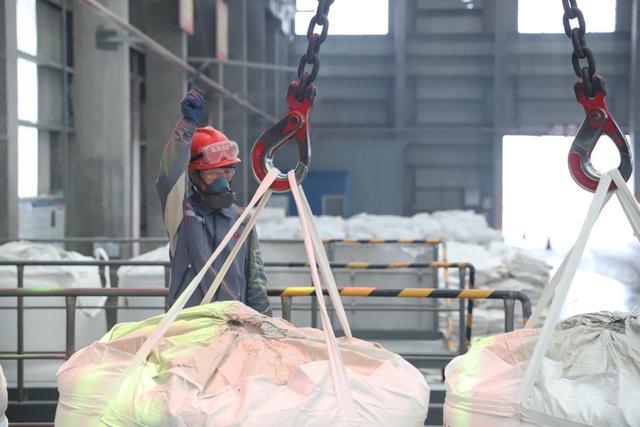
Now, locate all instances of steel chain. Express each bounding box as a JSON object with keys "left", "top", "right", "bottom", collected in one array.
[
  {"left": 562, "top": 0, "right": 597, "bottom": 97},
  {"left": 296, "top": 0, "right": 335, "bottom": 102}
]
